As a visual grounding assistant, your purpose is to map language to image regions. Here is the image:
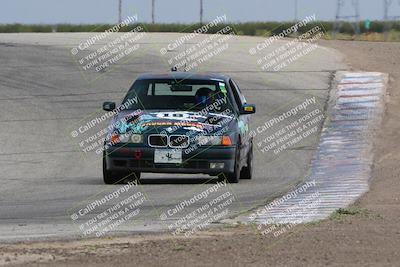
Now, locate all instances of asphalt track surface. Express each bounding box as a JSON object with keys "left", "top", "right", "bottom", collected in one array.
[{"left": 0, "top": 33, "right": 345, "bottom": 242}]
